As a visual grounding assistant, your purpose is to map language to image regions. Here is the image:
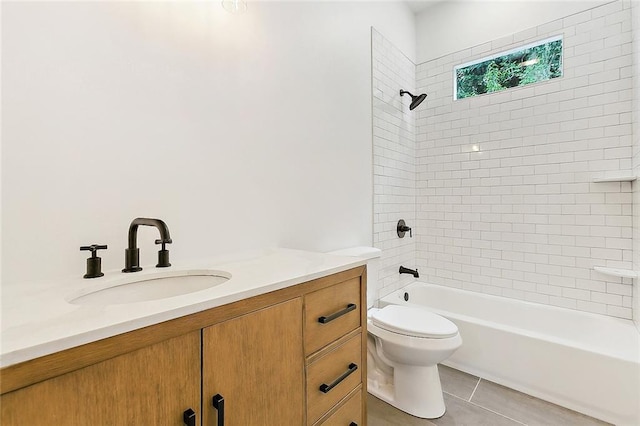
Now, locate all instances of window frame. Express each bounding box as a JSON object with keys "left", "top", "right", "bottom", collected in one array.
[{"left": 453, "top": 35, "right": 564, "bottom": 101}]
